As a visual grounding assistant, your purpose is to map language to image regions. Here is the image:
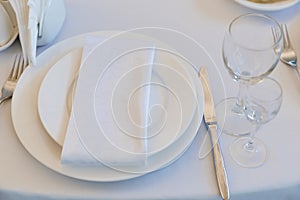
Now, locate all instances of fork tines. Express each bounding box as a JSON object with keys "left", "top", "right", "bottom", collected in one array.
[
  {"left": 10, "top": 54, "right": 25, "bottom": 80},
  {"left": 281, "top": 24, "right": 292, "bottom": 49}
]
